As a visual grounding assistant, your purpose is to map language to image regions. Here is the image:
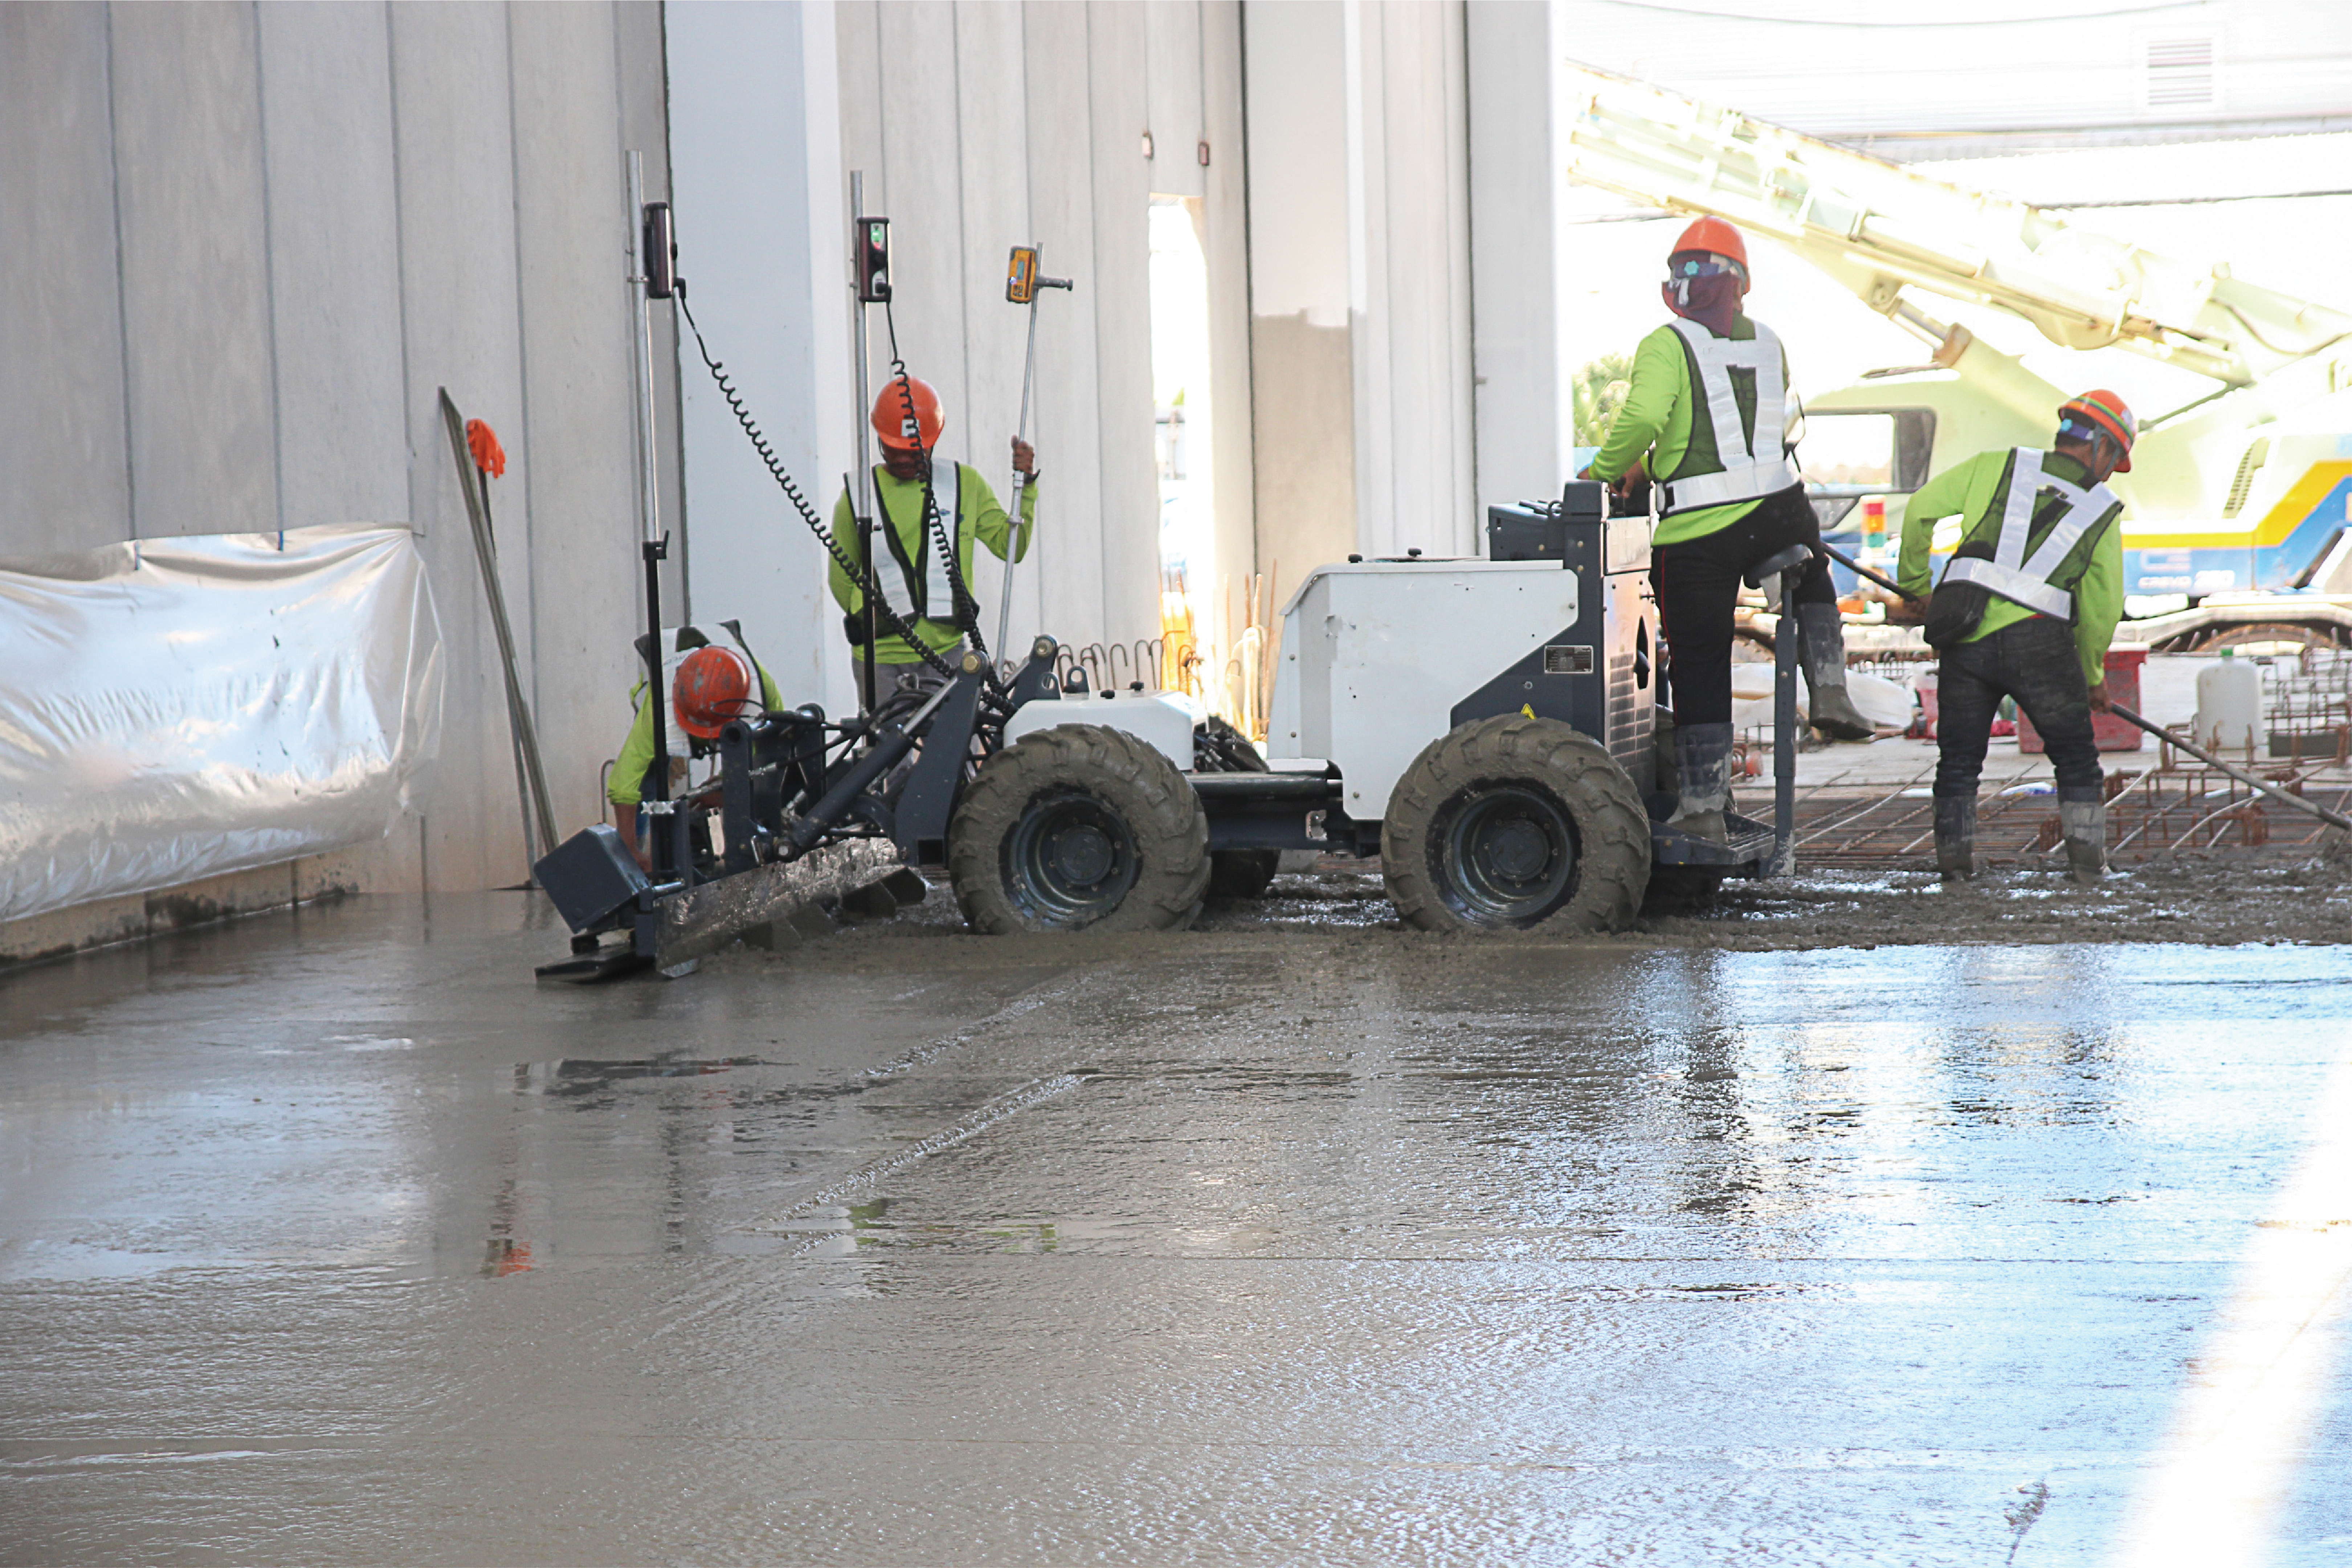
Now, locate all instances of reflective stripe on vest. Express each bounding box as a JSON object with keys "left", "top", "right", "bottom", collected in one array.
[
  {"left": 1657, "top": 317, "right": 1804, "bottom": 514},
  {"left": 1937, "top": 447, "right": 2118, "bottom": 622},
  {"left": 885, "top": 460, "right": 961, "bottom": 622}
]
